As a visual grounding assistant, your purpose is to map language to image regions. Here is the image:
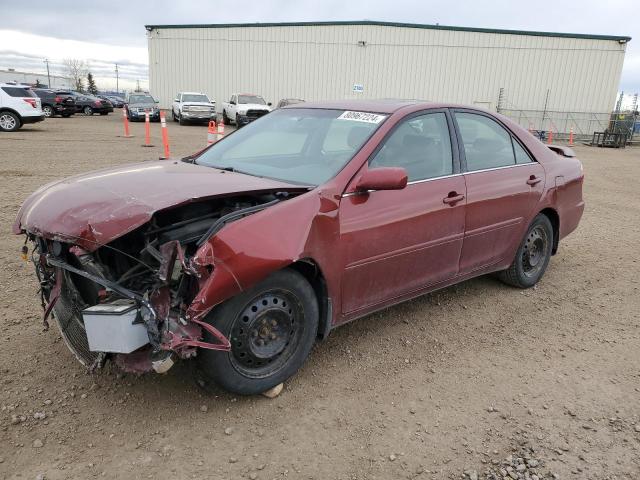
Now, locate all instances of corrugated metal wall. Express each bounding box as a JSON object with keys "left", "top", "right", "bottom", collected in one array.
[{"left": 148, "top": 24, "right": 626, "bottom": 128}]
